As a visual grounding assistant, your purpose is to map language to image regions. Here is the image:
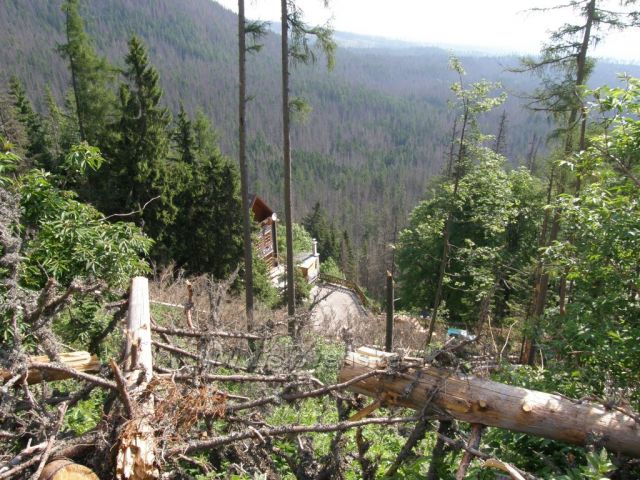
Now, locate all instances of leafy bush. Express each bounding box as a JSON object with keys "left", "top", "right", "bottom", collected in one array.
[{"left": 18, "top": 169, "right": 152, "bottom": 289}]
